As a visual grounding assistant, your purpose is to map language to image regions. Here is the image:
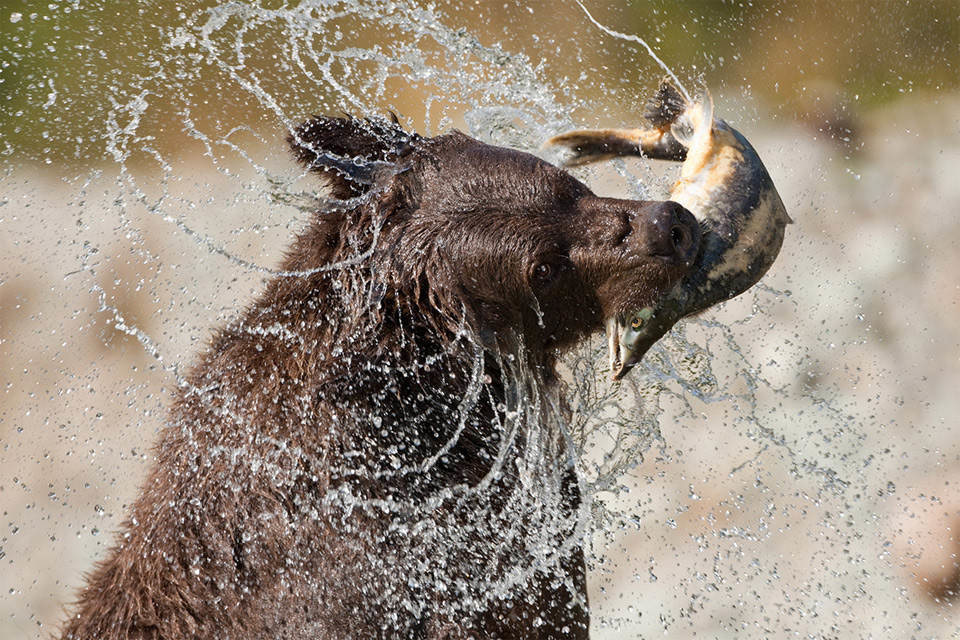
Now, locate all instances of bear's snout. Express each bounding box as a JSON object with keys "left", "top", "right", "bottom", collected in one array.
[{"left": 638, "top": 200, "right": 700, "bottom": 267}]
